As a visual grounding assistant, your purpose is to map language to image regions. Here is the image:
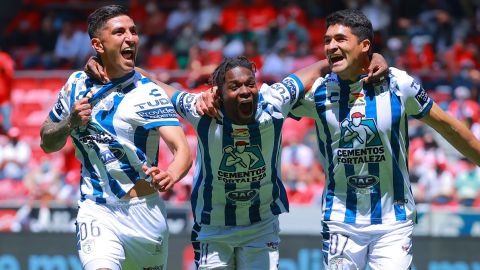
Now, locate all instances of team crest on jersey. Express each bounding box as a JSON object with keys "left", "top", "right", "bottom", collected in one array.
[
  {"left": 81, "top": 239, "right": 95, "bottom": 254},
  {"left": 217, "top": 141, "right": 266, "bottom": 184},
  {"left": 329, "top": 257, "right": 345, "bottom": 270},
  {"left": 338, "top": 113, "right": 386, "bottom": 164}
]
